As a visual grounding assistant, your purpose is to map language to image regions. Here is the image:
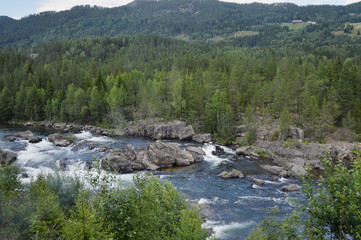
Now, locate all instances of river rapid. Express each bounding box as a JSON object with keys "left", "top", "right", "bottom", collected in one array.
[{"left": 0, "top": 124, "right": 302, "bottom": 239}]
